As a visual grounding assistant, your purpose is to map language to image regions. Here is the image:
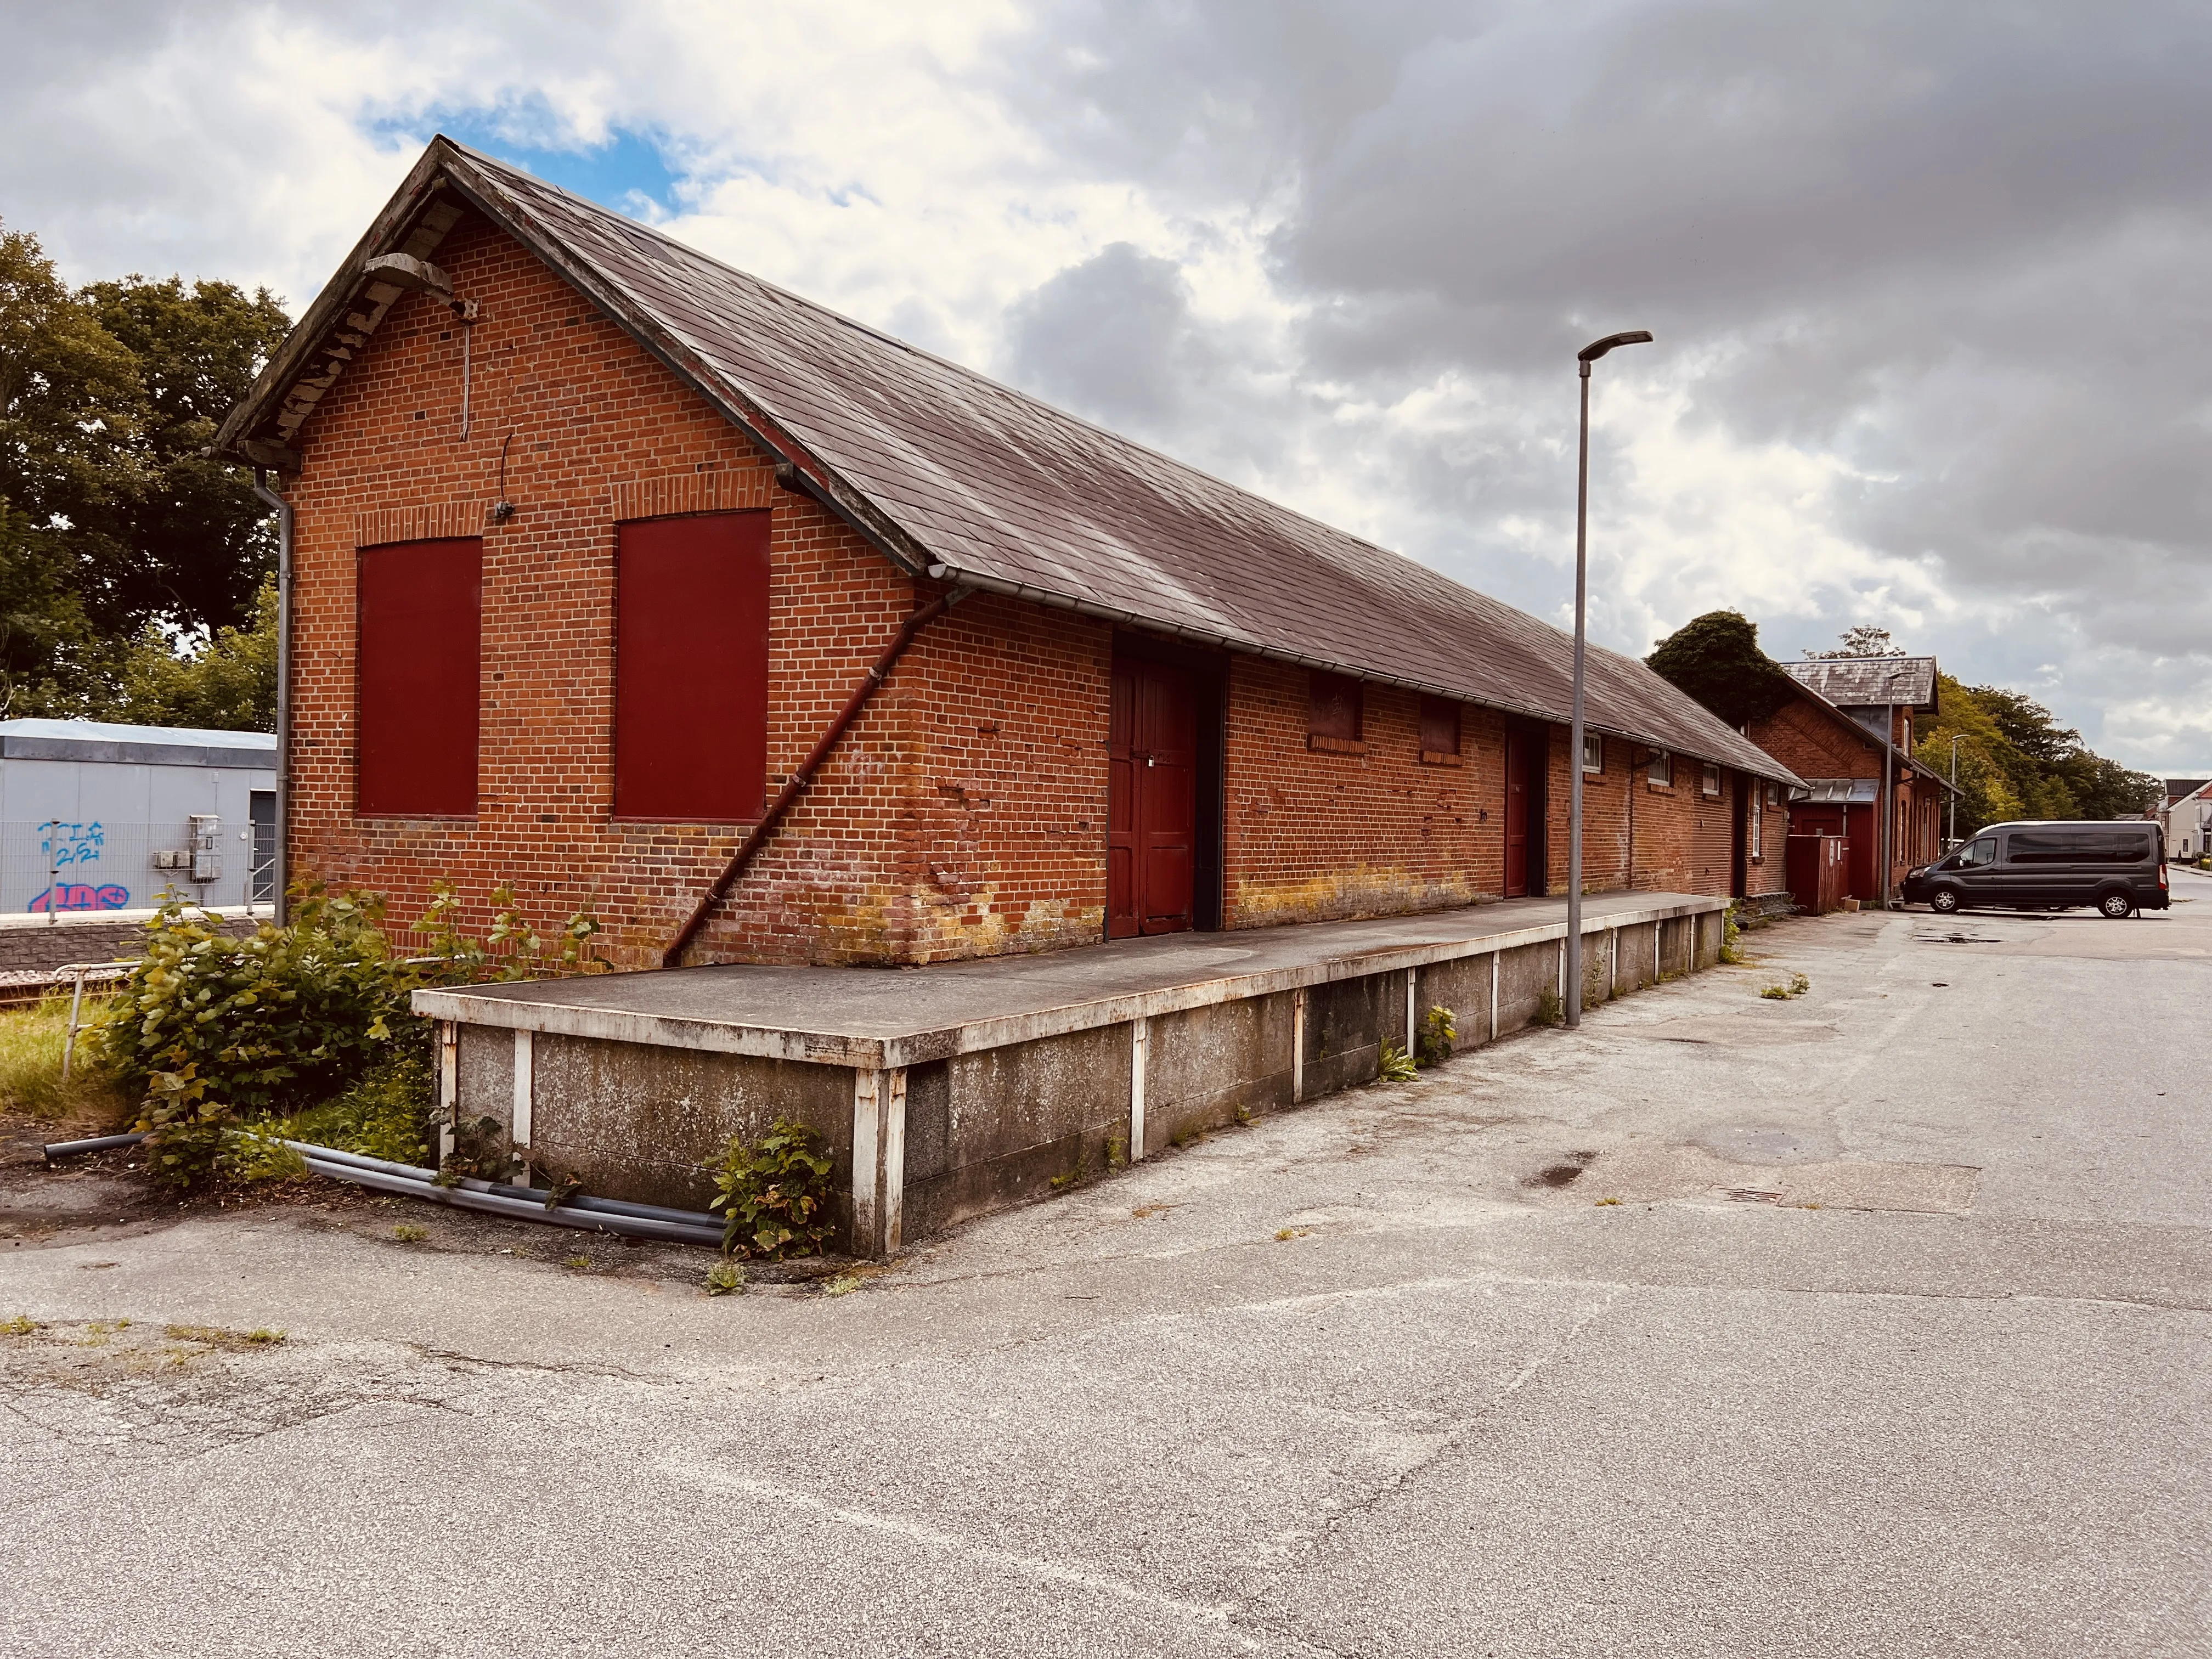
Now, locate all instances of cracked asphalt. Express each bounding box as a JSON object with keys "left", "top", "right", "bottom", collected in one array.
[{"left": 4, "top": 873, "right": 2210, "bottom": 1657}]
